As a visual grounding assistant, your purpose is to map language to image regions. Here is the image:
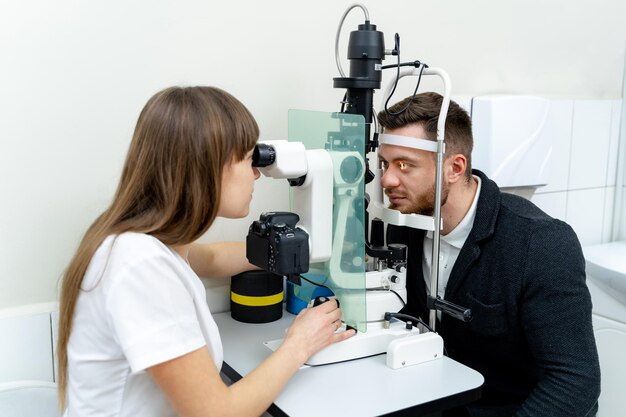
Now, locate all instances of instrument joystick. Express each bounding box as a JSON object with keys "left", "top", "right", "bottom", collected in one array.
[{"left": 312, "top": 296, "right": 339, "bottom": 308}]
